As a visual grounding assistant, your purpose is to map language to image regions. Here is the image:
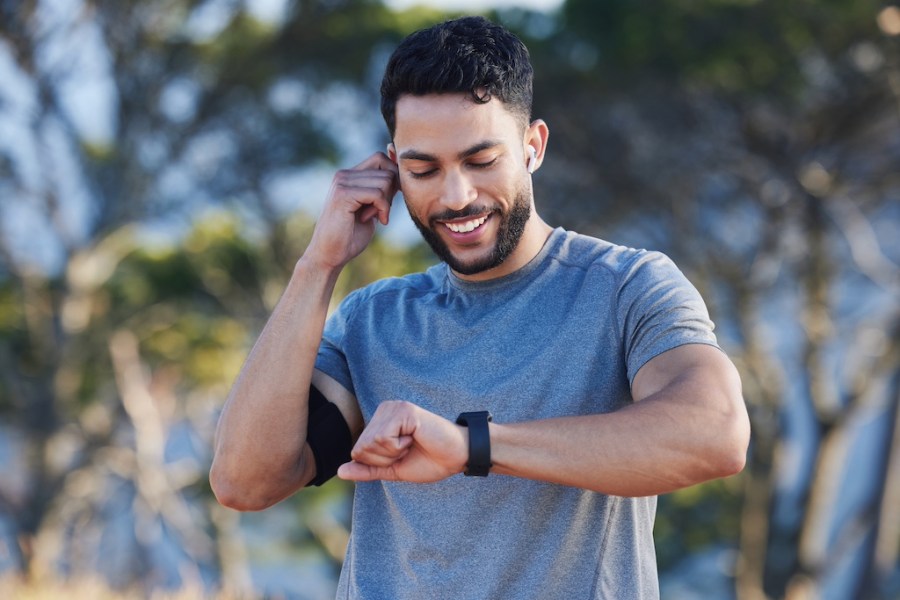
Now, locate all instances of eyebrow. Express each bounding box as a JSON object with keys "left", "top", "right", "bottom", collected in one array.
[{"left": 399, "top": 140, "right": 503, "bottom": 162}]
